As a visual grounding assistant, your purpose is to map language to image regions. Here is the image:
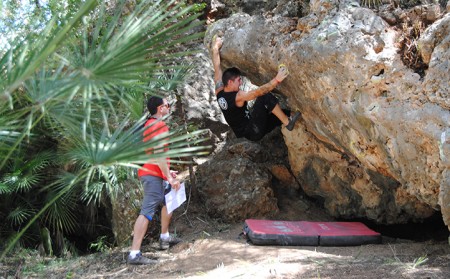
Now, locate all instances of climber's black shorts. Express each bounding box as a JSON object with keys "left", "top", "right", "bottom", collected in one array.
[{"left": 242, "top": 93, "right": 286, "bottom": 141}]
